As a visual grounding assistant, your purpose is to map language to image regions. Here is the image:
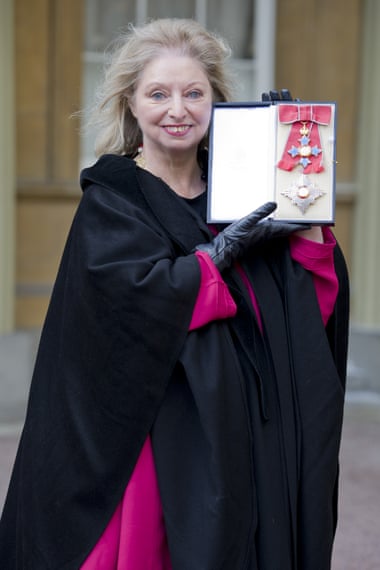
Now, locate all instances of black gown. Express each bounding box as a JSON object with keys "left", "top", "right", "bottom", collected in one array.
[{"left": 0, "top": 154, "right": 349, "bottom": 569}]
